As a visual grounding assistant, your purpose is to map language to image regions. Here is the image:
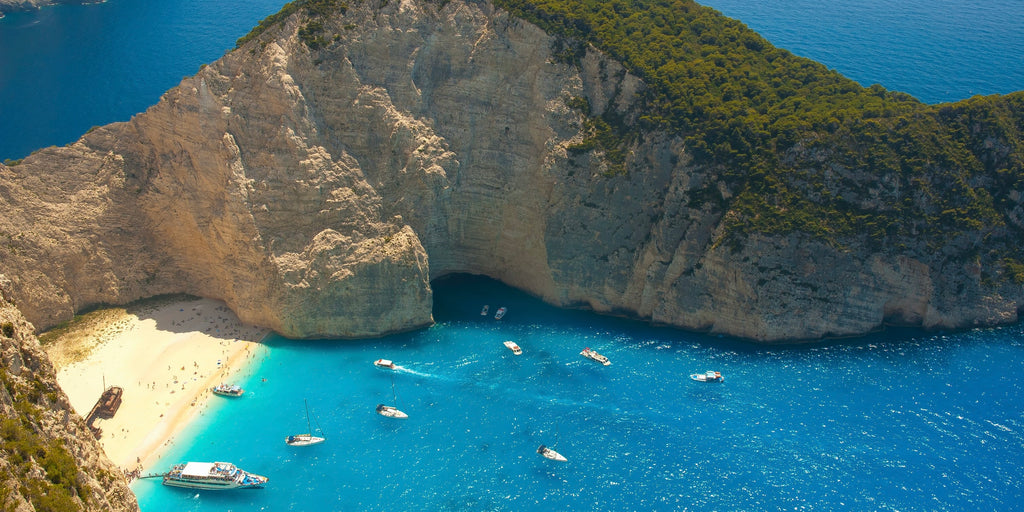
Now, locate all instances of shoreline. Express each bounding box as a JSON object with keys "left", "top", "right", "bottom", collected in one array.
[{"left": 45, "top": 297, "right": 271, "bottom": 474}]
